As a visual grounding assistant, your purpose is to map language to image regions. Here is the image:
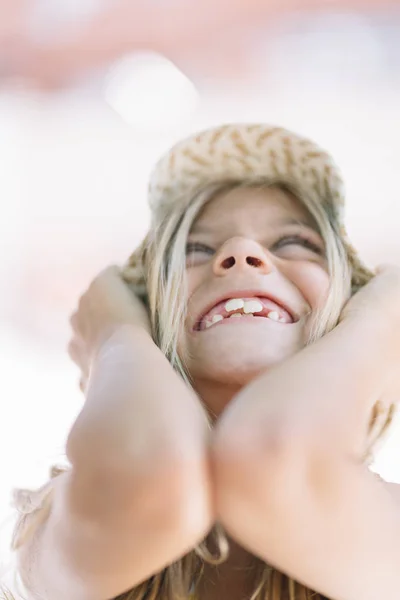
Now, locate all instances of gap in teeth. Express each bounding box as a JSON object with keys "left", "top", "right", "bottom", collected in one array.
[
  {"left": 224, "top": 298, "right": 284, "bottom": 322},
  {"left": 204, "top": 309, "right": 283, "bottom": 328},
  {"left": 203, "top": 298, "right": 289, "bottom": 329}
]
